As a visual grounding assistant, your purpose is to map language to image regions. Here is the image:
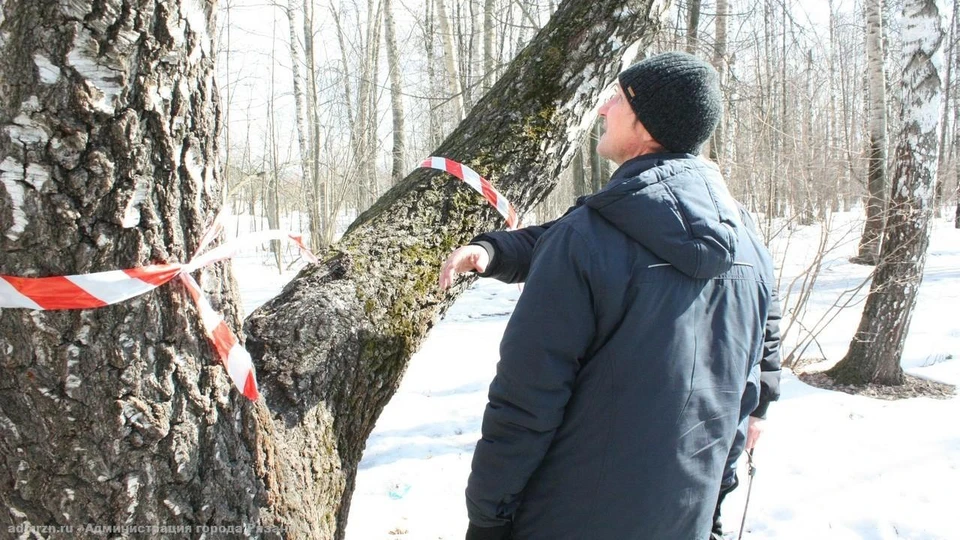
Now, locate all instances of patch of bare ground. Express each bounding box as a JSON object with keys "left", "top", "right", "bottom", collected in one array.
[{"left": 798, "top": 371, "right": 956, "bottom": 400}]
